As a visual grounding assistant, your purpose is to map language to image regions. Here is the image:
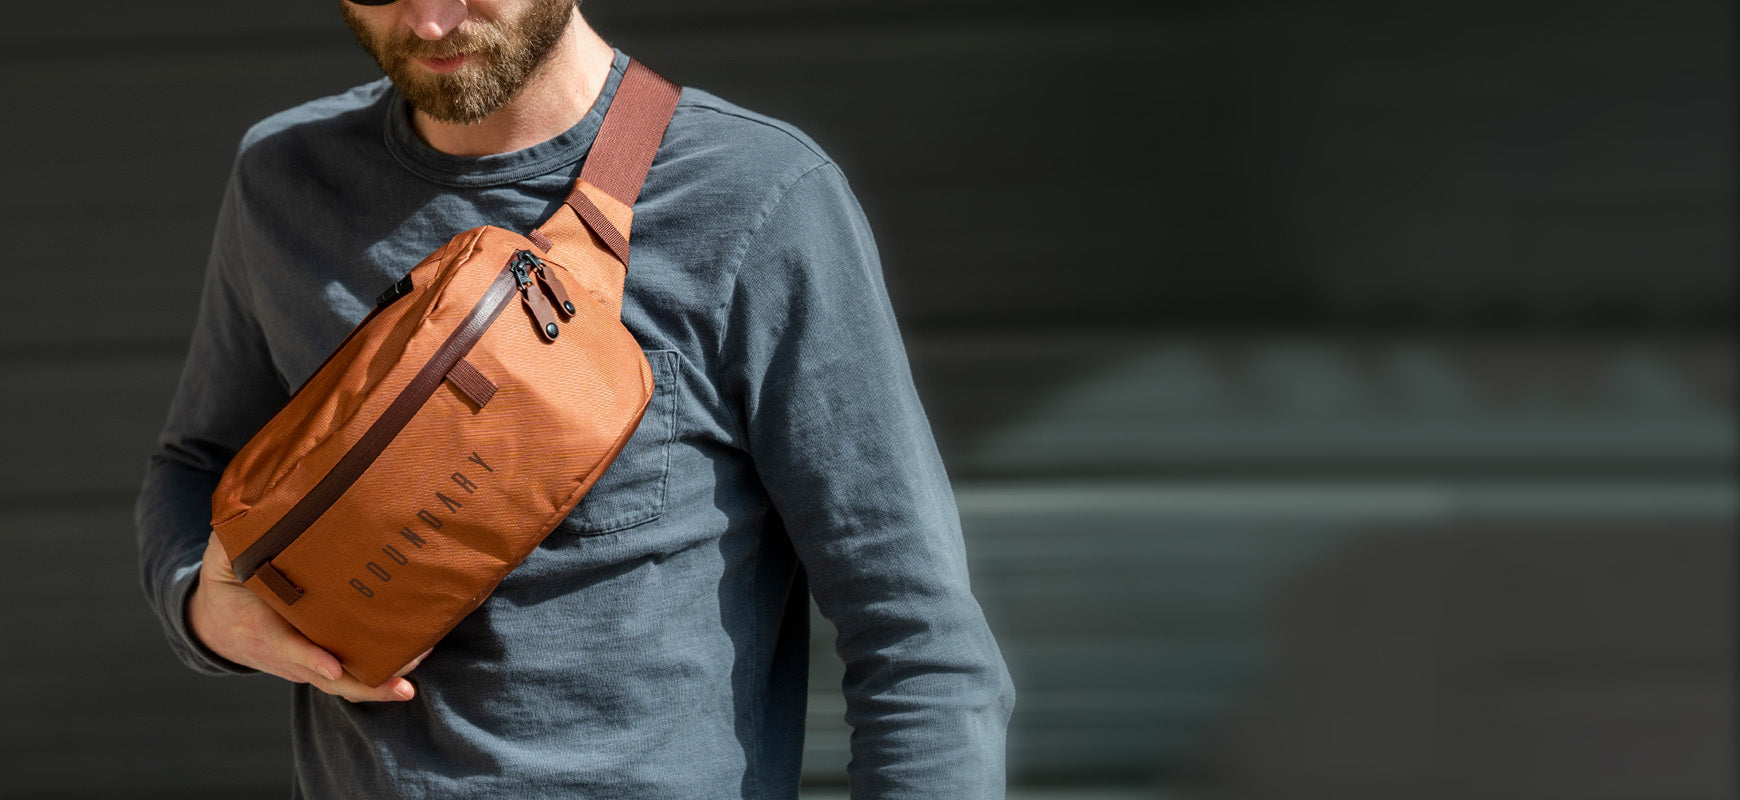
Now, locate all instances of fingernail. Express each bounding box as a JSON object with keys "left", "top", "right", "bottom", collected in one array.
[
  {"left": 319, "top": 665, "right": 340, "bottom": 681},
  {"left": 393, "top": 682, "right": 415, "bottom": 701}
]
